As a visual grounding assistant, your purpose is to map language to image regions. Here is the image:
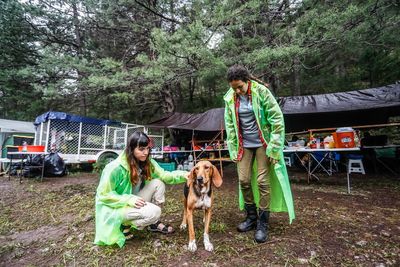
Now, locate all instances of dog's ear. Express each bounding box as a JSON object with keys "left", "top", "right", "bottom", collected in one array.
[
  {"left": 211, "top": 165, "right": 222, "bottom": 188},
  {"left": 187, "top": 167, "right": 195, "bottom": 187}
]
